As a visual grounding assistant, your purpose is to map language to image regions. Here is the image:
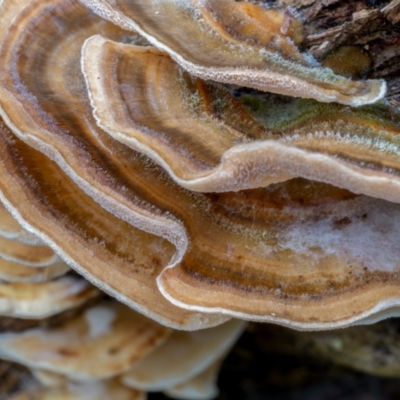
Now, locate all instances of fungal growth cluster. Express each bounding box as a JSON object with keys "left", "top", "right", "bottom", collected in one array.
[{"left": 0, "top": 0, "right": 399, "bottom": 398}]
